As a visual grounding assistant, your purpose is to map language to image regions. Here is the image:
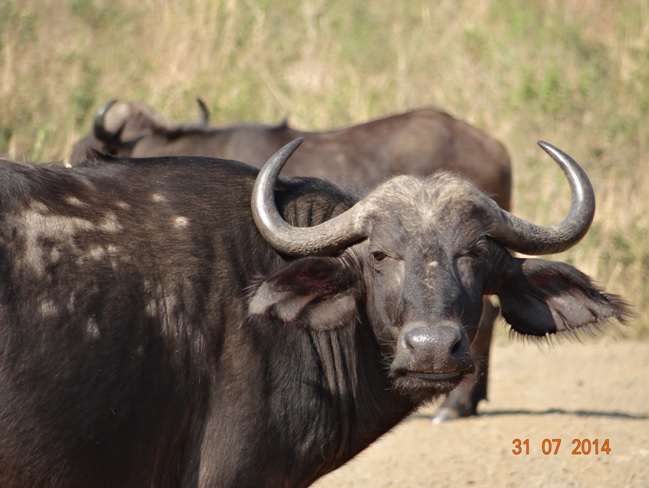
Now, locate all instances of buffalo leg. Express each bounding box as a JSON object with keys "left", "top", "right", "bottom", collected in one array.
[{"left": 431, "top": 296, "right": 498, "bottom": 423}]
